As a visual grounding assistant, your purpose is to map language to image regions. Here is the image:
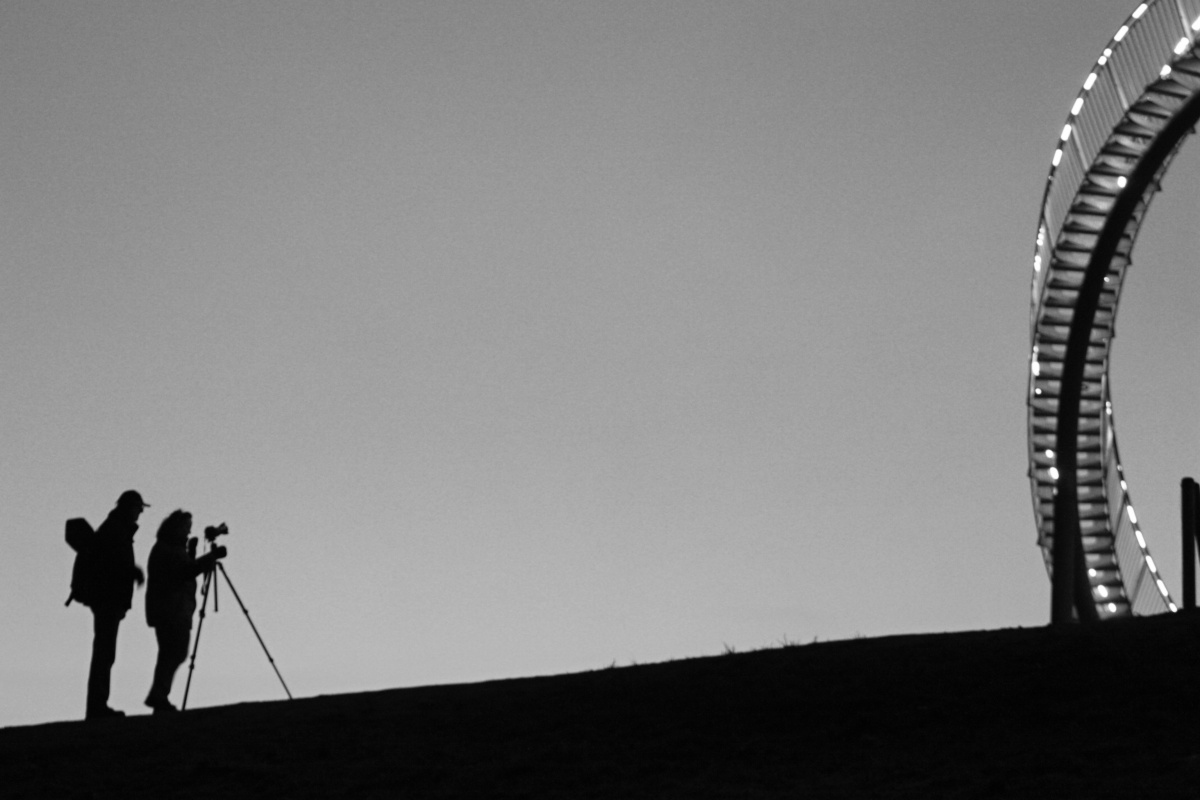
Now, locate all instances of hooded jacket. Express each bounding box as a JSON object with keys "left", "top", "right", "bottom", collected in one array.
[{"left": 145, "top": 539, "right": 220, "bottom": 629}]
